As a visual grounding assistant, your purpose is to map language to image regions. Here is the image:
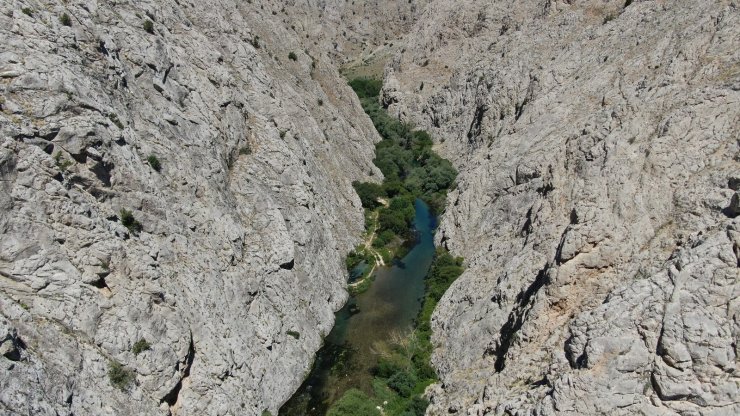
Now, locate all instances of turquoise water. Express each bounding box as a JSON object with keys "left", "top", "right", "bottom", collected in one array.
[{"left": 280, "top": 199, "right": 437, "bottom": 415}]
